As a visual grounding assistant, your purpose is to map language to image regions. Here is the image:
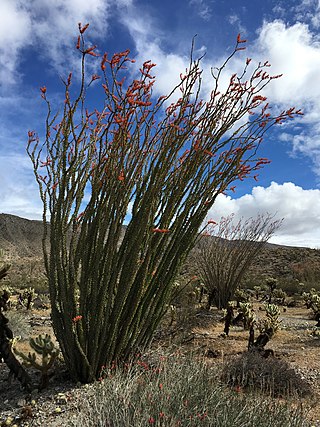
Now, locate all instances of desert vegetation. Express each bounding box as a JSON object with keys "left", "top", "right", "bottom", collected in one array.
[
  {"left": 1, "top": 216, "right": 320, "bottom": 425},
  {"left": 69, "top": 351, "right": 308, "bottom": 427},
  {"left": 0, "top": 24, "right": 318, "bottom": 426},
  {"left": 26, "top": 22, "right": 300, "bottom": 385},
  {"left": 192, "top": 213, "right": 282, "bottom": 309}
]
